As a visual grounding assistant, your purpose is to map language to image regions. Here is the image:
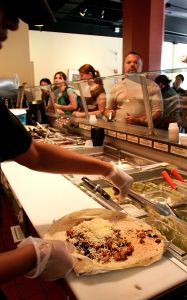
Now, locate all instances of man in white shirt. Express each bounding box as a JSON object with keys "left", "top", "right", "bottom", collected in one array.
[{"left": 105, "top": 51, "right": 163, "bottom": 126}]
